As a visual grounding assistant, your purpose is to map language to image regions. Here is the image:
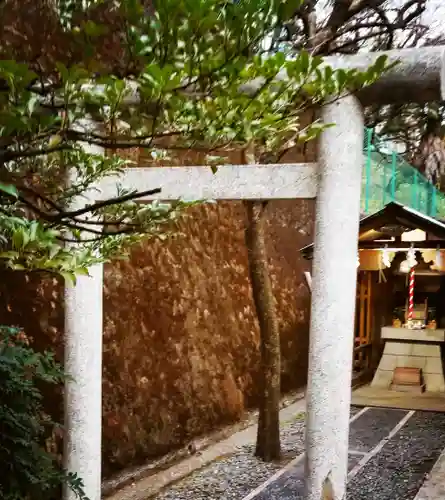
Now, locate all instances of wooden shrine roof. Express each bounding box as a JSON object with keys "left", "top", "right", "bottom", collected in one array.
[{"left": 300, "top": 202, "right": 445, "bottom": 259}]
